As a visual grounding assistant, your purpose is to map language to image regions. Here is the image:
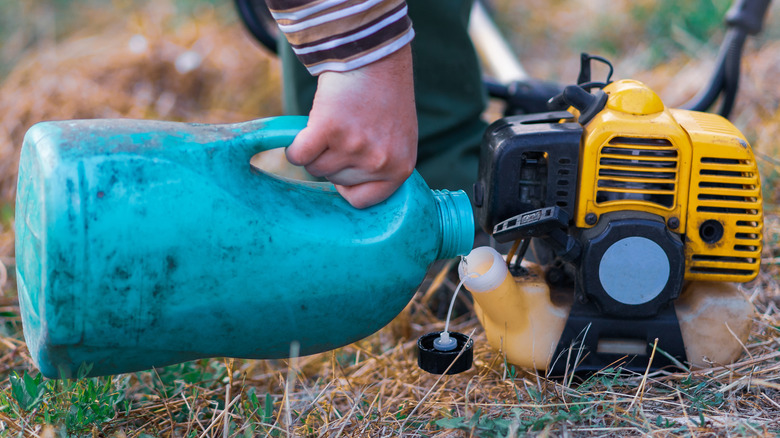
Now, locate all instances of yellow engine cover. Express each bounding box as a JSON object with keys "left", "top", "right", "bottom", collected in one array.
[
  {"left": 675, "top": 110, "right": 762, "bottom": 282},
  {"left": 575, "top": 80, "right": 762, "bottom": 282}
]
